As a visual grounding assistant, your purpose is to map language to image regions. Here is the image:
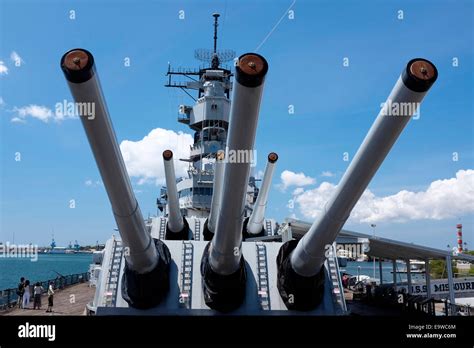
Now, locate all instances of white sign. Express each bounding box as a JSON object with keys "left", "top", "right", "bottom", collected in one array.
[{"left": 398, "top": 277, "right": 474, "bottom": 296}]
